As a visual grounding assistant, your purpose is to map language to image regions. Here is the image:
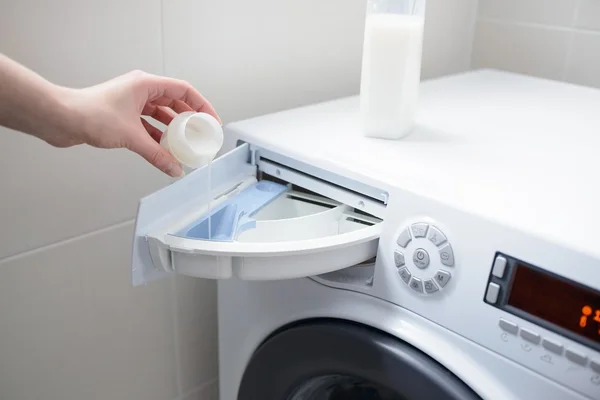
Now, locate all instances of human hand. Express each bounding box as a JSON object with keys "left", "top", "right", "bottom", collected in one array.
[{"left": 61, "top": 70, "right": 221, "bottom": 178}]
